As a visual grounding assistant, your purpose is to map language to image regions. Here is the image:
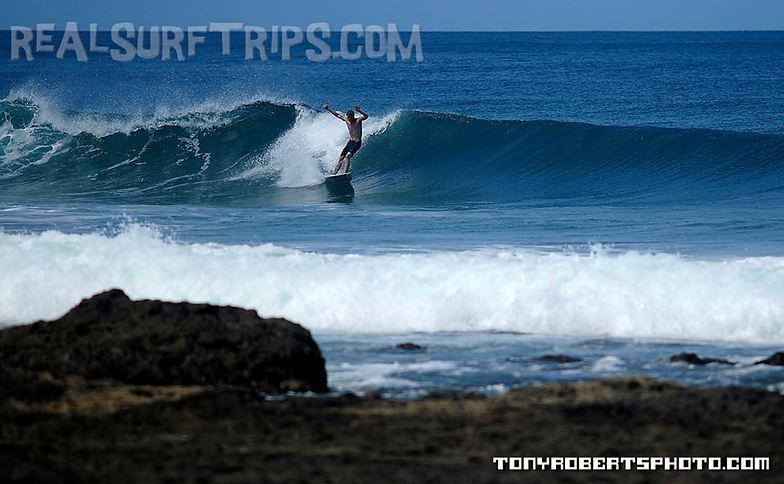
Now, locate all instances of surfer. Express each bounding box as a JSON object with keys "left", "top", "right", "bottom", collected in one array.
[{"left": 322, "top": 104, "right": 368, "bottom": 175}]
